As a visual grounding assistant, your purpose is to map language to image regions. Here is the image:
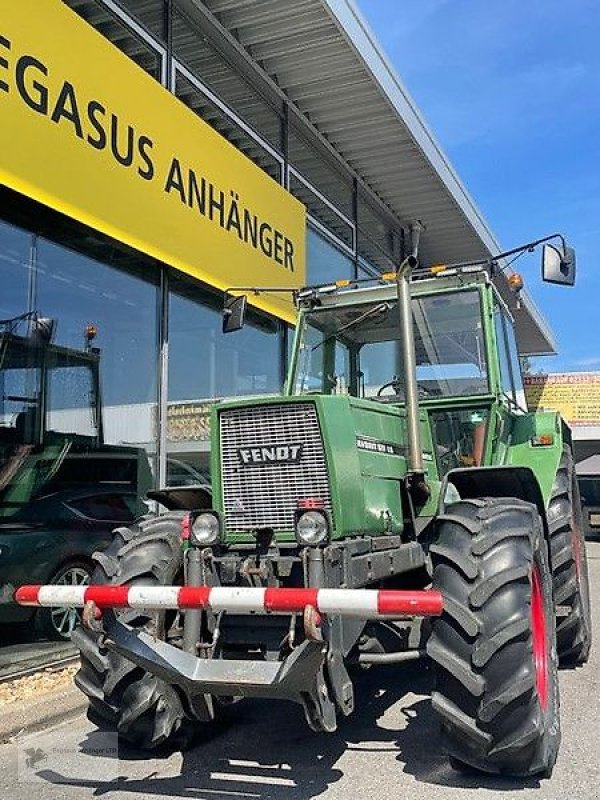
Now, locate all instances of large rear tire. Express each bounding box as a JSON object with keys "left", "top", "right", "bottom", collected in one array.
[
  {"left": 72, "top": 512, "right": 197, "bottom": 750},
  {"left": 548, "top": 446, "right": 592, "bottom": 664},
  {"left": 428, "top": 497, "right": 560, "bottom": 777}
]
